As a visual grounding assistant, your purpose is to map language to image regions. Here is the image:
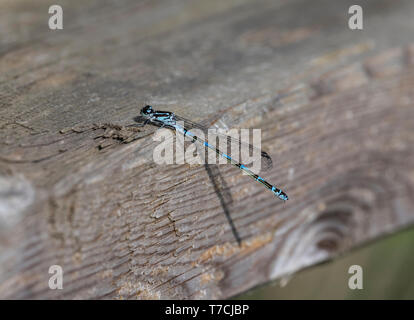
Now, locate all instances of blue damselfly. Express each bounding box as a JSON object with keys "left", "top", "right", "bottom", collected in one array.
[{"left": 136, "top": 105, "right": 288, "bottom": 201}]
